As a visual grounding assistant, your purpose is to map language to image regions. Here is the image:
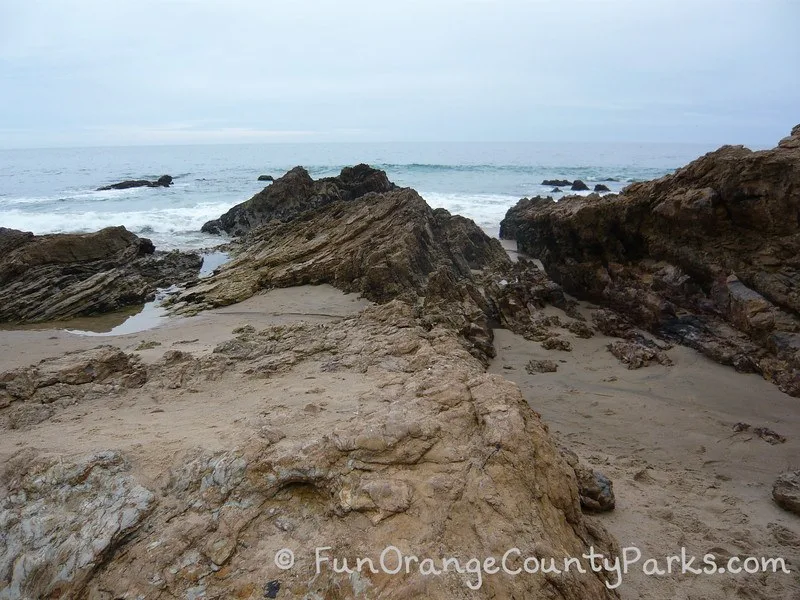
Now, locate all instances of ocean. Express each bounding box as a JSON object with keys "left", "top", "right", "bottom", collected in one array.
[{"left": 0, "top": 142, "right": 722, "bottom": 250}]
